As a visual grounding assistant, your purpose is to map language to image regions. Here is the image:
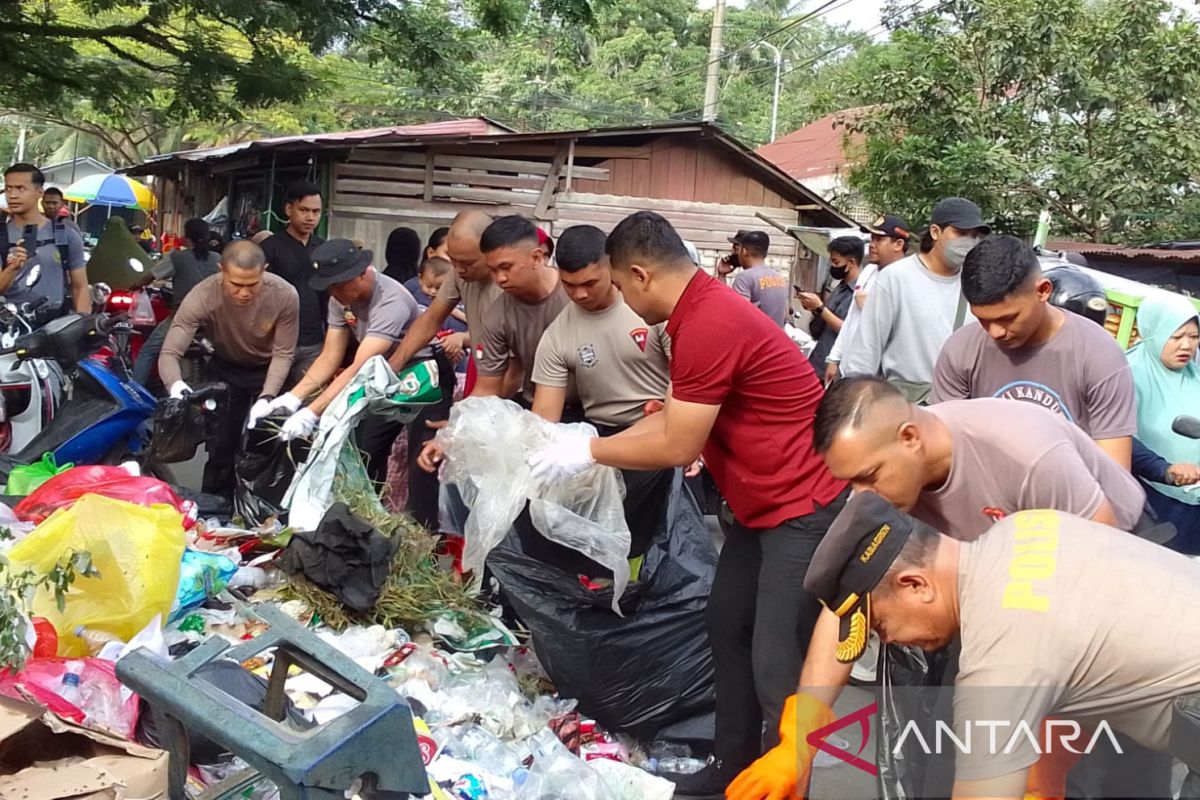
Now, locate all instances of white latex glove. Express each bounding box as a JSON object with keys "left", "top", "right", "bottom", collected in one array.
[
  {"left": 246, "top": 397, "right": 274, "bottom": 430},
  {"left": 280, "top": 408, "right": 319, "bottom": 441},
  {"left": 168, "top": 380, "right": 191, "bottom": 400},
  {"left": 271, "top": 392, "right": 304, "bottom": 415},
  {"left": 529, "top": 433, "right": 596, "bottom": 485}
]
